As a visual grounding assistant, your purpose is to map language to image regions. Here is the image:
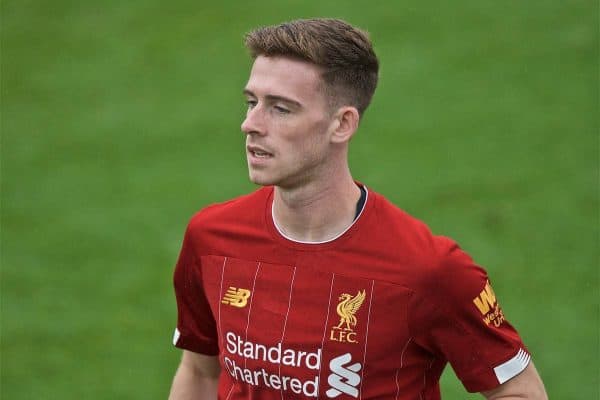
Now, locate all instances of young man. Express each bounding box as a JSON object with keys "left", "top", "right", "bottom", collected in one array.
[{"left": 169, "top": 19, "right": 547, "bottom": 399}]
